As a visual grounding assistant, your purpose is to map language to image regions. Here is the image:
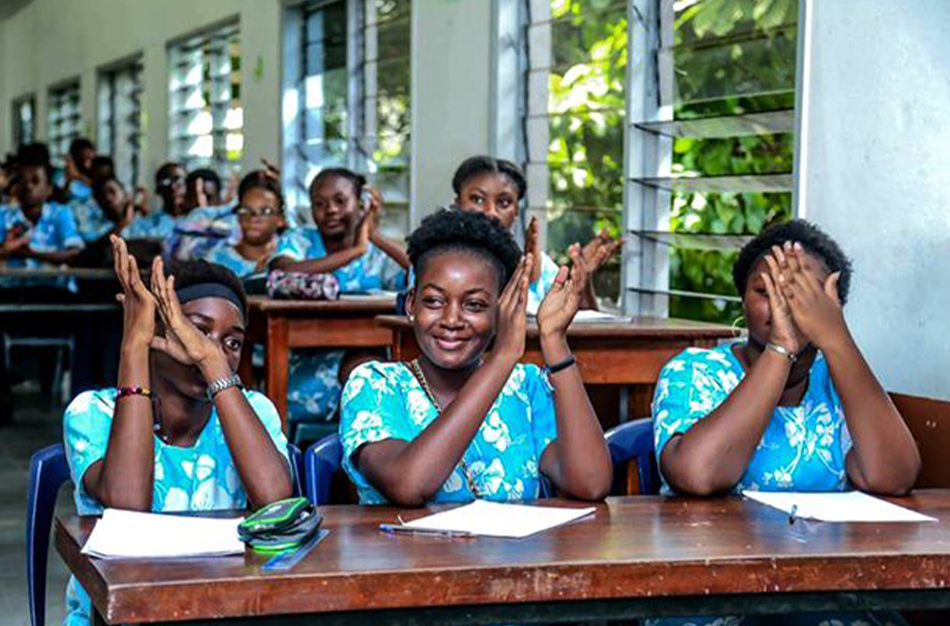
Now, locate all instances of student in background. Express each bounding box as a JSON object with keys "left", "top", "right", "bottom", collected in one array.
[
  {"left": 64, "top": 138, "right": 96, "bottom": 204},
  {"left": 168, "top": 167, "right": 238, "bottom": 263},
  {"left": 340, "top": 209, "right": 612, "bottom": 505},
  {"left": 452, "top": 155, "right": 622, "bottom": 313},
  {"left": 62, "top": 236, "right": 292, "bottom": 626},
  {"left": 72, "top": 176, "right": 139, "bottom": 266},
  {"left": 202, "top": 170, "right": 285, "bottom": 278},
  {"left": 649, "top": 220, "right": 919, "bottom": 626},
  {"left": 122, "top": 162, "right": 188, "bottom": 241},
  {"left": 184, "top": 168, "right": 223, "bottom": 212},
  {"left": 0, "top": 160, "right": 84, "bottom": 272},
  {"left": 269, "top": 168, "right": 409, "bottom": 426}
]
